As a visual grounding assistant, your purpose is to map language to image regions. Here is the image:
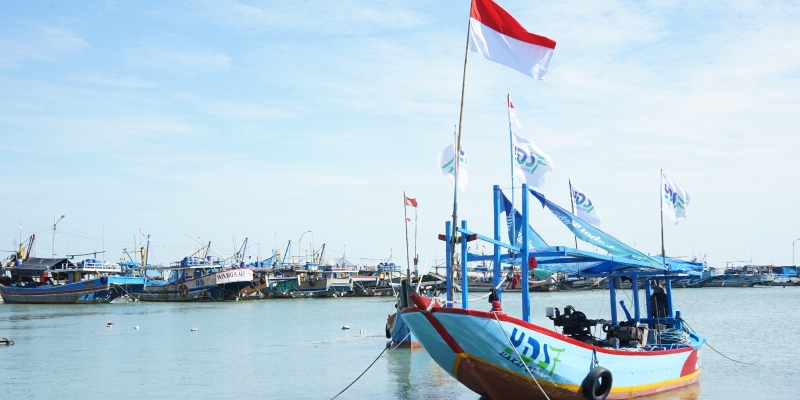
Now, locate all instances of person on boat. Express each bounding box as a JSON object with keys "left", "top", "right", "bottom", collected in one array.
[{"left": 650, "top": 282, "right": 668, "bottom": 319}]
